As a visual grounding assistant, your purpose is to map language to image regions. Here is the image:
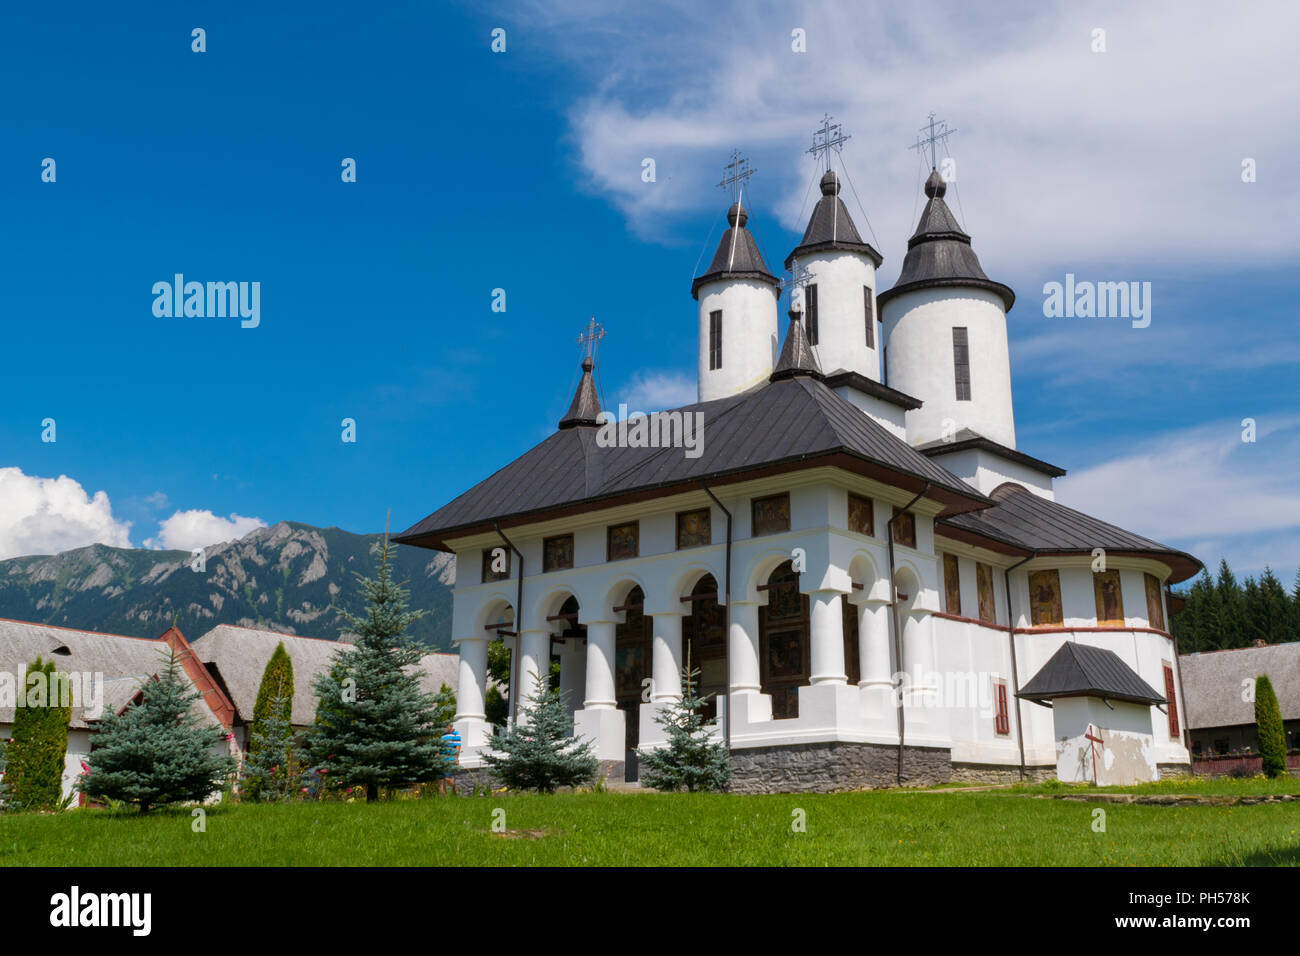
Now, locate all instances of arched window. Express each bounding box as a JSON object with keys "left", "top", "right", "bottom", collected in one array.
[
  {"left": 759, "top": 561, "right": 810, "bottom": 719},
  {"left": 683, "top": 575, "right": 725, "bottom": 722}
]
